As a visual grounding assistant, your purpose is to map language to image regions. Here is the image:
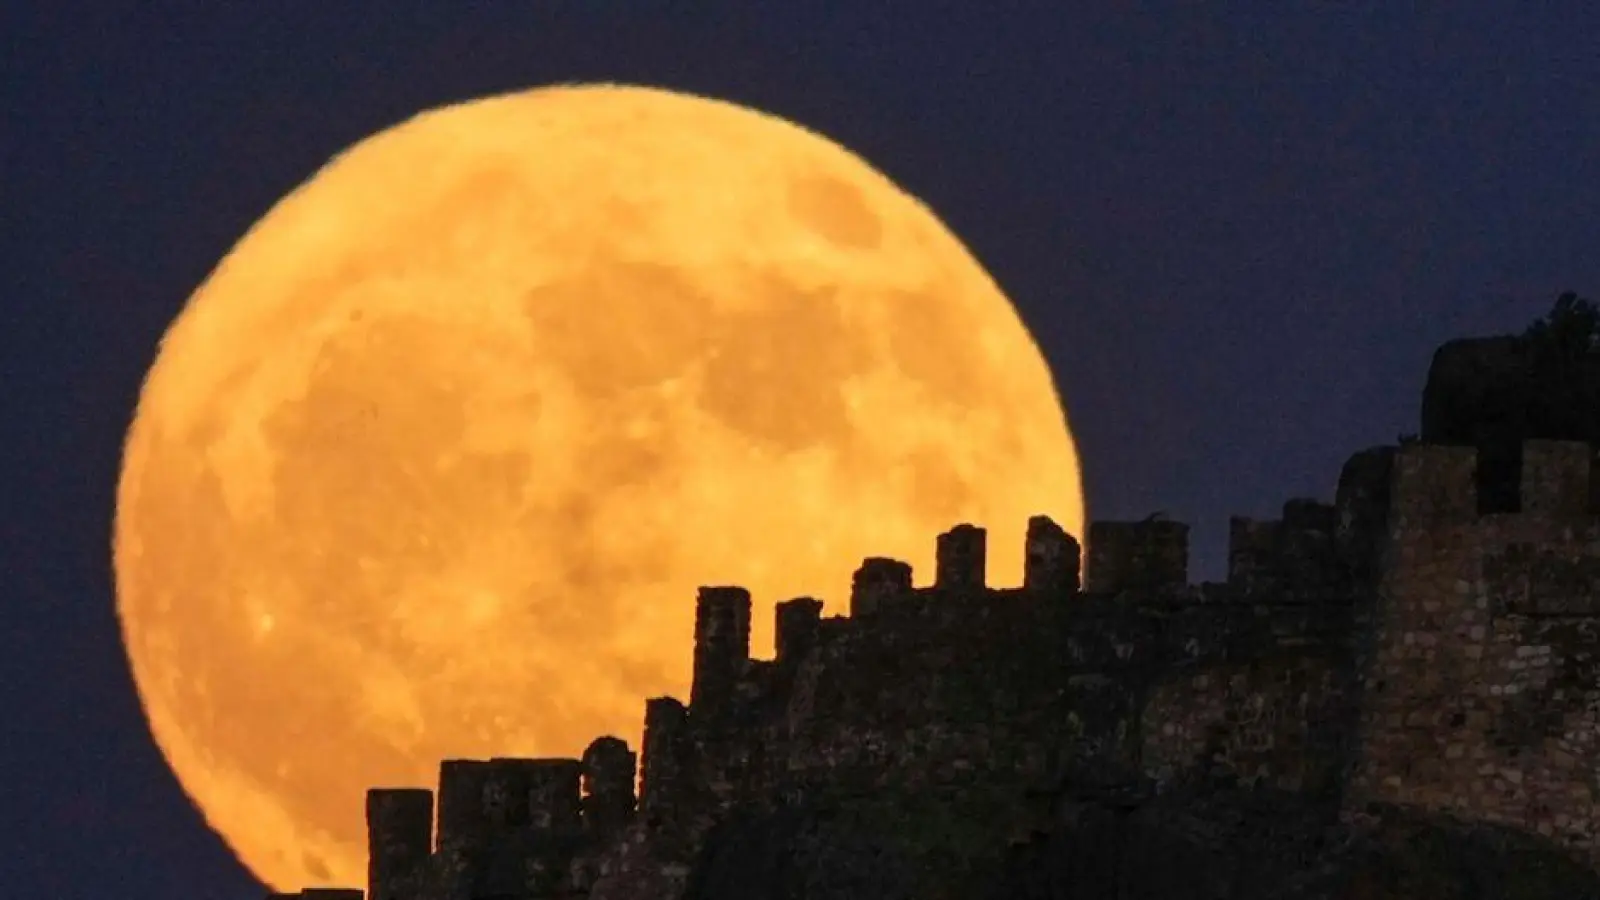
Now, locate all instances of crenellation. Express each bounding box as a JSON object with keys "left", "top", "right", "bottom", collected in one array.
[
  {"left": 690, "top": 586, "right": 751, "bottom": 722},
  {"left": 1226, "top": 502, "right": 1342, "bottom": 596},
  {"left": 1023, "top": 514, "right": 1079, "bottom": 595},
  {"left": 434, "top": 759, "right": 491, "bottom": 900},
  {"left": 849, "top": 556, "right": 912, "bottom": 617},
  {"left": 282, "top": 496, "right": 1600, "bottom": 900},
  {"left": 366, "top": 787, "right": 432, "bottom": 900},
  {"left": 1281, "top": 499, "right": 1341, "bottom": 591},
  {"left": 640, "top": 697, "right": 689, "bottom": 819},
  {"left": 730, "top": 658, "right": 782, "bottom": 724},
  {"left": 581, "top": 737, "right": 636, "bottom": 841},
  {"left": 1084, "top": 518, "right": 1189, "bottom": 593},
  {"left": 1349, "top": 437, "right": 1600, "bottom": 873},
  {"left": 1334, "top": 445, "right": 1395, "bottom": 585},
  {"left": 1390, "top": 443, "right": 1478, "bottom": 525},
  {"left": 260, "top": 318, "right": 1600, "bottom": 900},
  {"left": 774, "top": 596, "right": 823, "bottom": 667},
  {"left": 278, "top": 495, "right": 1600, "bottom": 899},
  {"left": 1228, "top": 517, "right": 1282, "bottom": 593},
  {"left": 482, "top": 758, "right": 542, "bottom": 833},
  {"left": 524, "top": 759, "right": 583, "bottom": 833},
  {"left": 935, "top": 523, "right": 987, "bottom": 590}
]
